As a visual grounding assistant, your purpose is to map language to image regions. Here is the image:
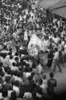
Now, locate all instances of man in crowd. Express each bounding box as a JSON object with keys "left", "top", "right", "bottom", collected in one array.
[
  {"left": 52, "top": 48, "right": 62, "bottom": 72},
  {"left": 47, "top": 72, "right": 57, "bottom": 97}
]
